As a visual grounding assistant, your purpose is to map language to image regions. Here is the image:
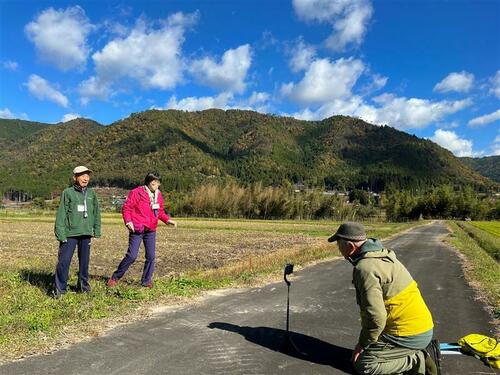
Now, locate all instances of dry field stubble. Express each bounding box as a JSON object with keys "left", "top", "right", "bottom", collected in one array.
[
  {"left": 0, "top": 217, "right": 415, "bottom": 282},
  {"left": 0, "top": 218, "right": 323, "bottom": 284}
]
